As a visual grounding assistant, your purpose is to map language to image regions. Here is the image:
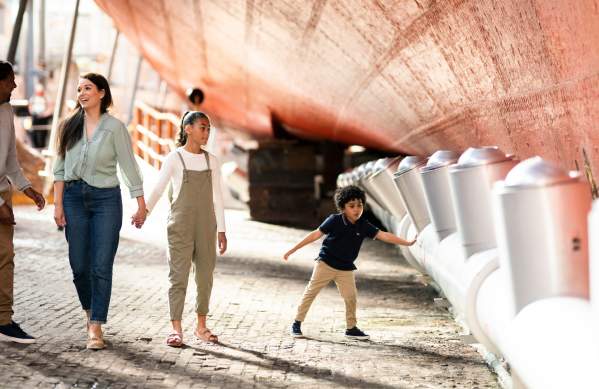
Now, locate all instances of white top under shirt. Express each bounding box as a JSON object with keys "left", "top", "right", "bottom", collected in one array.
[{"left": 146, "top": 147, "right": 226, "bottom": 232}]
